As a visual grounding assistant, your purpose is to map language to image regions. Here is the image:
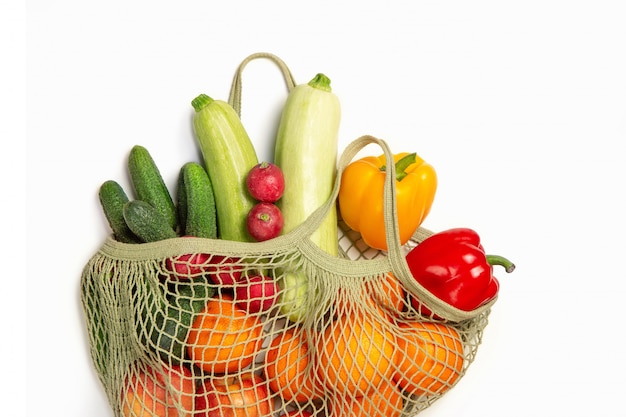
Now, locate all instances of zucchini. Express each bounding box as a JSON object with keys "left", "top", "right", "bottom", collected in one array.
[
  {"left": 128, "top": 145, "right": 178, "bottom": 232},
  {"left": 123, "top": 200, "right": 177, "bottom": 243},
  {"left": 98, "top": 180, "right": 140, "bottom": 243},
  {"left": 273, "top": 73, "right": 341, "bottom": 322},
  {"left": 178, "top": 162, "right": 217, "bottom": 239},
  {"left": 191, "top": 94, "right": 259, "bottom": 242},
  {"left": 274, "top": 73, "right": 341, "bottom": 253}
]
